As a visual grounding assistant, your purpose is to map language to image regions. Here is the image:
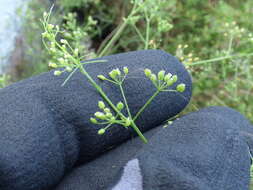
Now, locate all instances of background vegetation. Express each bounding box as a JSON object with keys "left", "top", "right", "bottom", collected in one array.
[
  {"left": 14, "top": 0, "right": 253, "bottom": 121},
  {"left": 1, "top": 0, "right": 253, "bottom": 187}
]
